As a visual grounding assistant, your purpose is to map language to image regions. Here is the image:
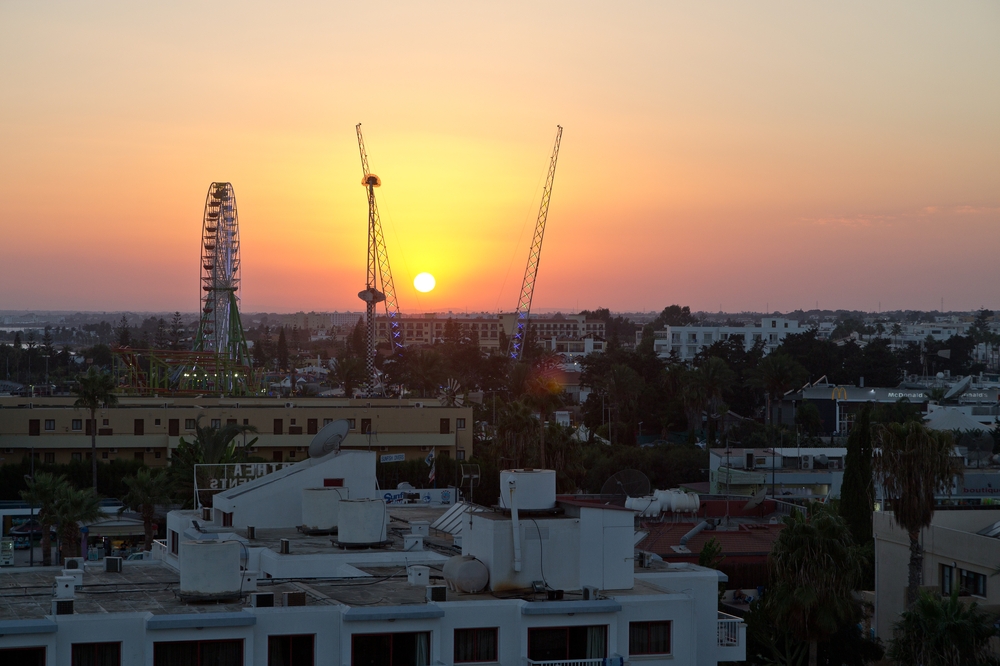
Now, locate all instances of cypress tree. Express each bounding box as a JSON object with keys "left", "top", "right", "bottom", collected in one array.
[{"left": 839, "top": 403, "right": 874, "bottom": 548}]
